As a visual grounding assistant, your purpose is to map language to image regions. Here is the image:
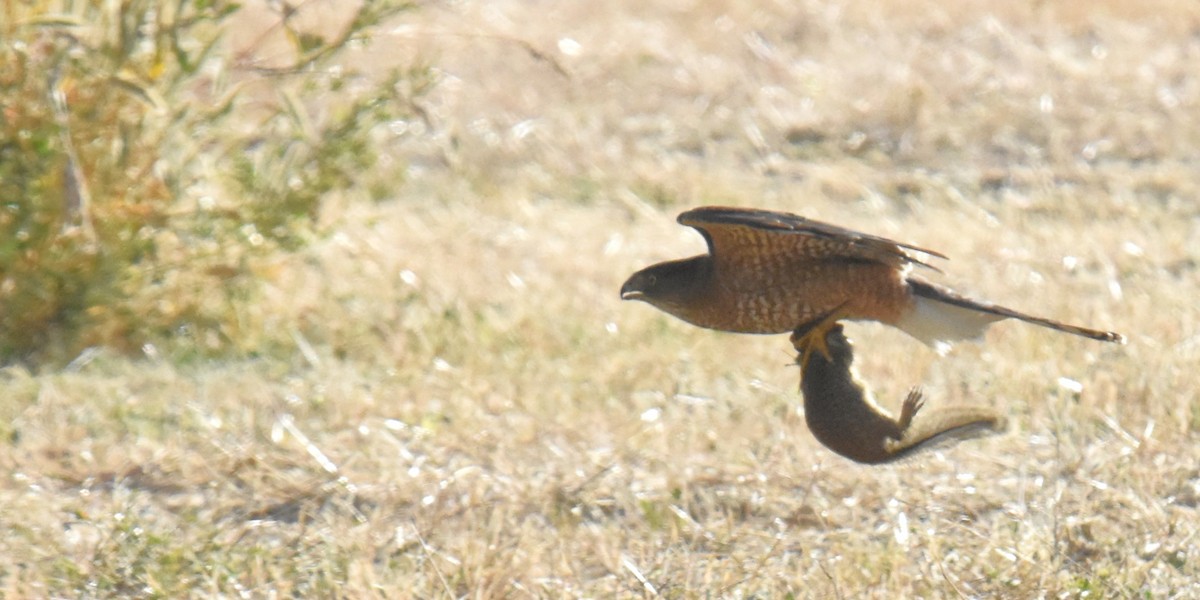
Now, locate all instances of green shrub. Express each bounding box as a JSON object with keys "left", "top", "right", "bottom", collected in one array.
[{"left": 0, "top": 0, "right": 428, "bottom": 365}]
